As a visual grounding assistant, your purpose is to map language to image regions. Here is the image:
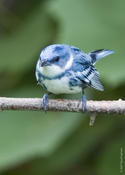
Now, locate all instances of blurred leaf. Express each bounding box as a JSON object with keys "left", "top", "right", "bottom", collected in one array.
[
  {"left": 97, "top": 130, "right": 125, "bottom": 175},
  {"left": 0, "top": 2, "right": 57, "bottom": 73},
  {"left": 35, "top": 117, "right": 116, "bottom": 172},
  {"left": 0, "top": 0, "right": 43, "bottom": 34},
  {"left": 0, "top": 86, "right": 83, "bottom": 171},
  {"left": 0, "top": 1, "right": 58, "bottom": 92}
]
